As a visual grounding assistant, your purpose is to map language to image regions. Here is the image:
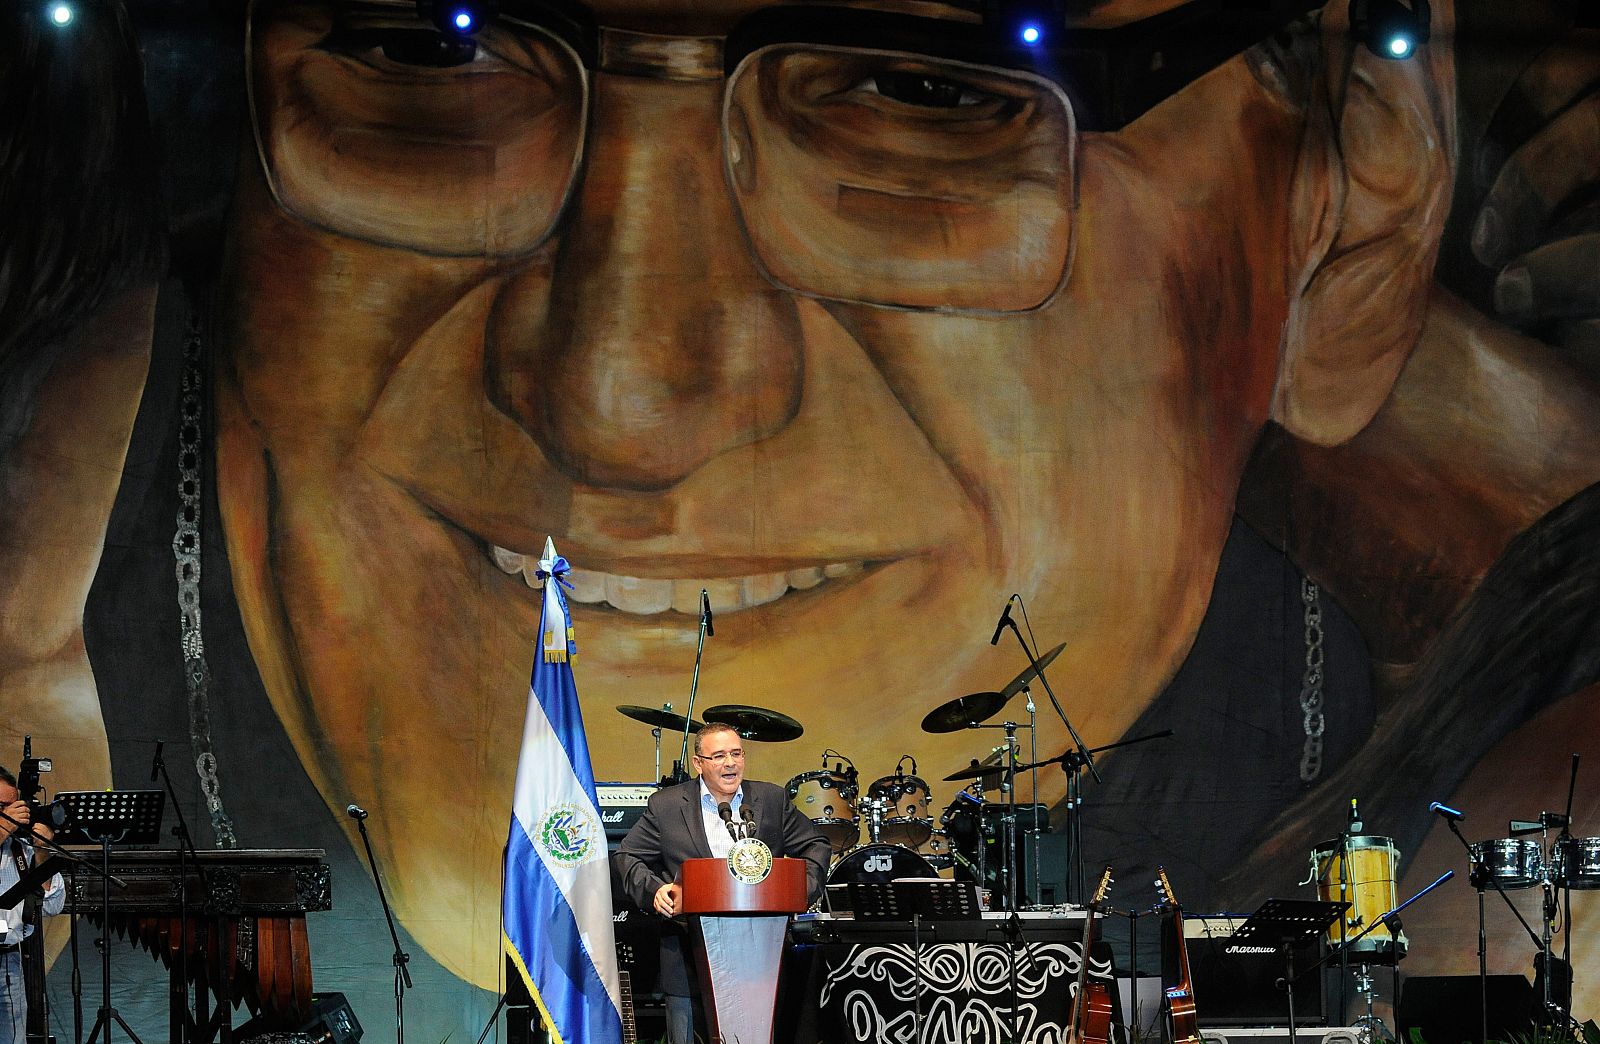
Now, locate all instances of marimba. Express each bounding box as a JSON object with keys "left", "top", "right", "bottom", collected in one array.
[{"left": 64, "top": 848, "right": 331, "bottom": 1041}]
